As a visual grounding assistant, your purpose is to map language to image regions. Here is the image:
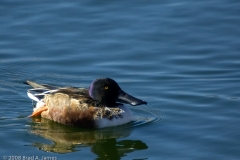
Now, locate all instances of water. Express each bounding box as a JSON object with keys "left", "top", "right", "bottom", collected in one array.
[{"left": 1, "top": 0, "right": 240, "bottom": 159}]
